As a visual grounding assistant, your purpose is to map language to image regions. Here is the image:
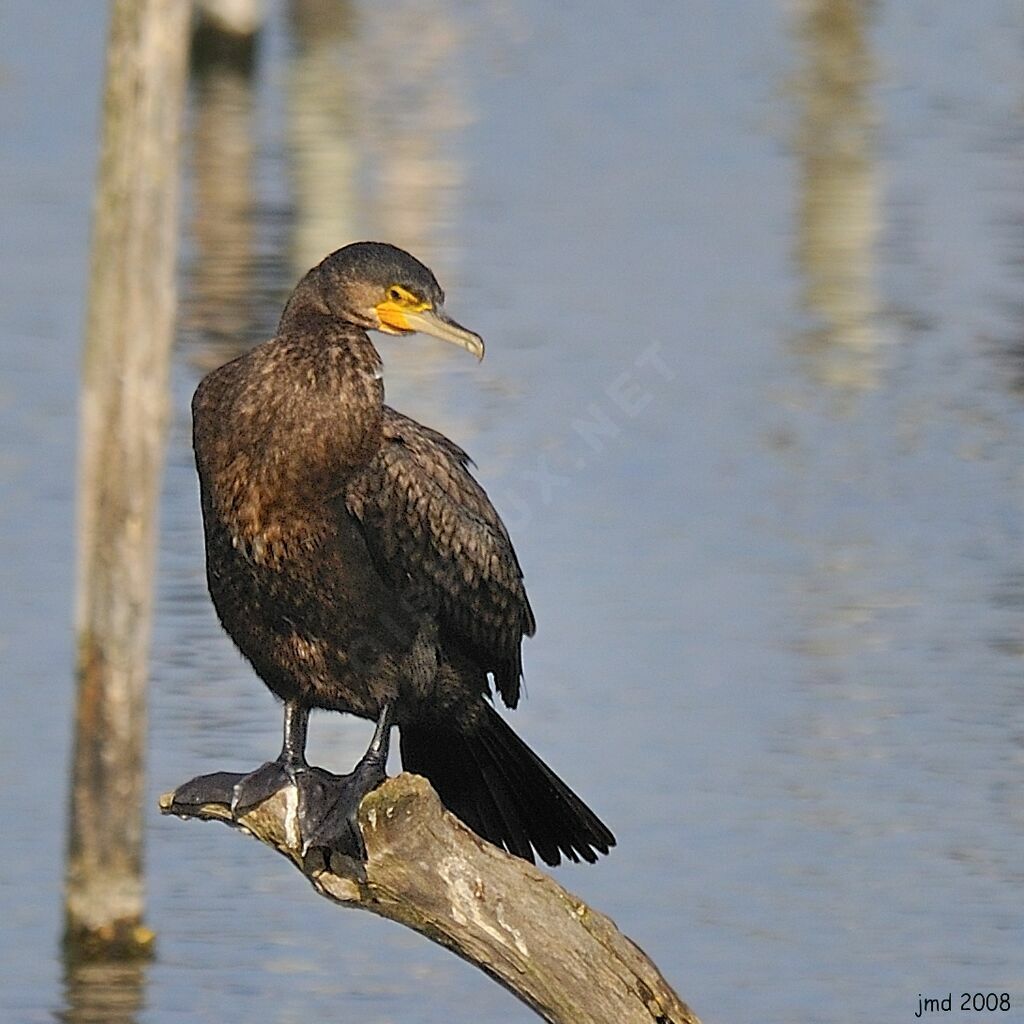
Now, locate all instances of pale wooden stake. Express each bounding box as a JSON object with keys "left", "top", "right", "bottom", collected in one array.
[{"left": 67, "top": 0, "right": 190, "bottom": 955}]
